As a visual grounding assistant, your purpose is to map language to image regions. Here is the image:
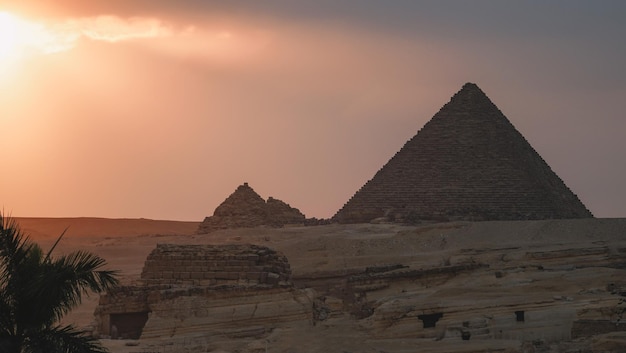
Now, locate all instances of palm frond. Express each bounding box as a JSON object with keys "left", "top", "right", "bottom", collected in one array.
[
  {"left": 0, "top": 213, "right": 34, "bottom": 281},
  {"left": 44, "top": 226, "right": 70, "bottom": 263},
  {"left": 0, "top": 290, "right": 16, "bottom": 335},
  {"left": 25, "top": 324, "right": 109, "bottom": 353},
  {"left": 1, "top": 213, "right": 37, "bottom": 337},
  {"left": 1, "top": 211, "right": 118, "bottom": 352},
  {"left": 56, "top": 250, "right": 120, "bottom": 293},
  {"left": 0, "top": 334, "right": 20, "bottom": 353},
  {"left": 25, "top": 250, "right": 119, "bottom": 324}
]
